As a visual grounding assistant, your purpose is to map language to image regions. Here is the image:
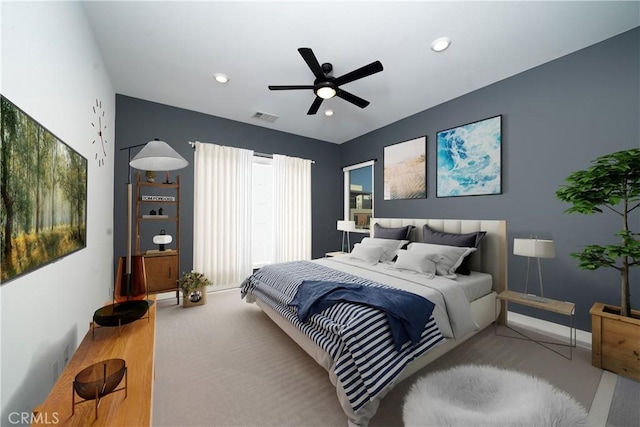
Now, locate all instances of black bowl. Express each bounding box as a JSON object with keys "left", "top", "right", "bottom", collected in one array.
[{"left": 93, "top": 300, "right": 149, "bottom": 327}]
